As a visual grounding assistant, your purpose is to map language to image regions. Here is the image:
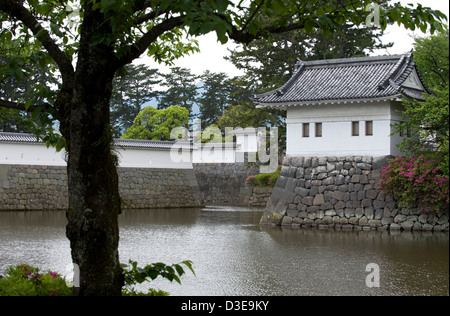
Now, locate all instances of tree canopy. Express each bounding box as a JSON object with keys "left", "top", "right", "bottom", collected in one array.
[
  {"left": 394, "top": 31, "right": 449, "bottom": 176},
  {"left": 121, "top": 105, "right": 189, "bottom": 140},
  {"left": 157, "top": 67, "right": 198, "bottom": 113}
]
